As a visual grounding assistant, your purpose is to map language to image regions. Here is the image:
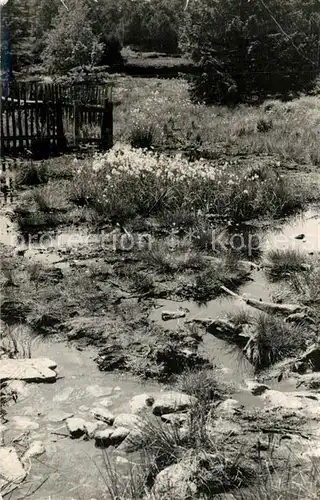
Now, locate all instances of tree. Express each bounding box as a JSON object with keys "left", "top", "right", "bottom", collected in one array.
[
  {"left": 182, "top": 0, "right": 320, "bottom": 104},
  {"left": 41, "top": 0, "right": 104, "bottom": 74}
]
